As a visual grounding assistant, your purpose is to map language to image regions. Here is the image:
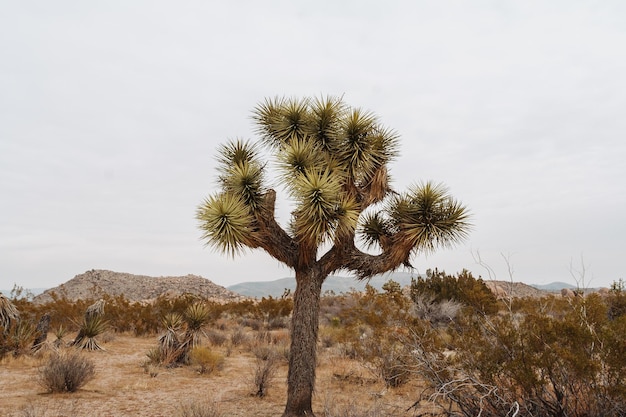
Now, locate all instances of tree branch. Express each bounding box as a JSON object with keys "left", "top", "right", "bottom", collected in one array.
[
  {"left": 252, "top": 189, "right": 299, "bottom": 268},
  {"left": 319, "top": 233, "right": 413, "bottom": 279}
]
